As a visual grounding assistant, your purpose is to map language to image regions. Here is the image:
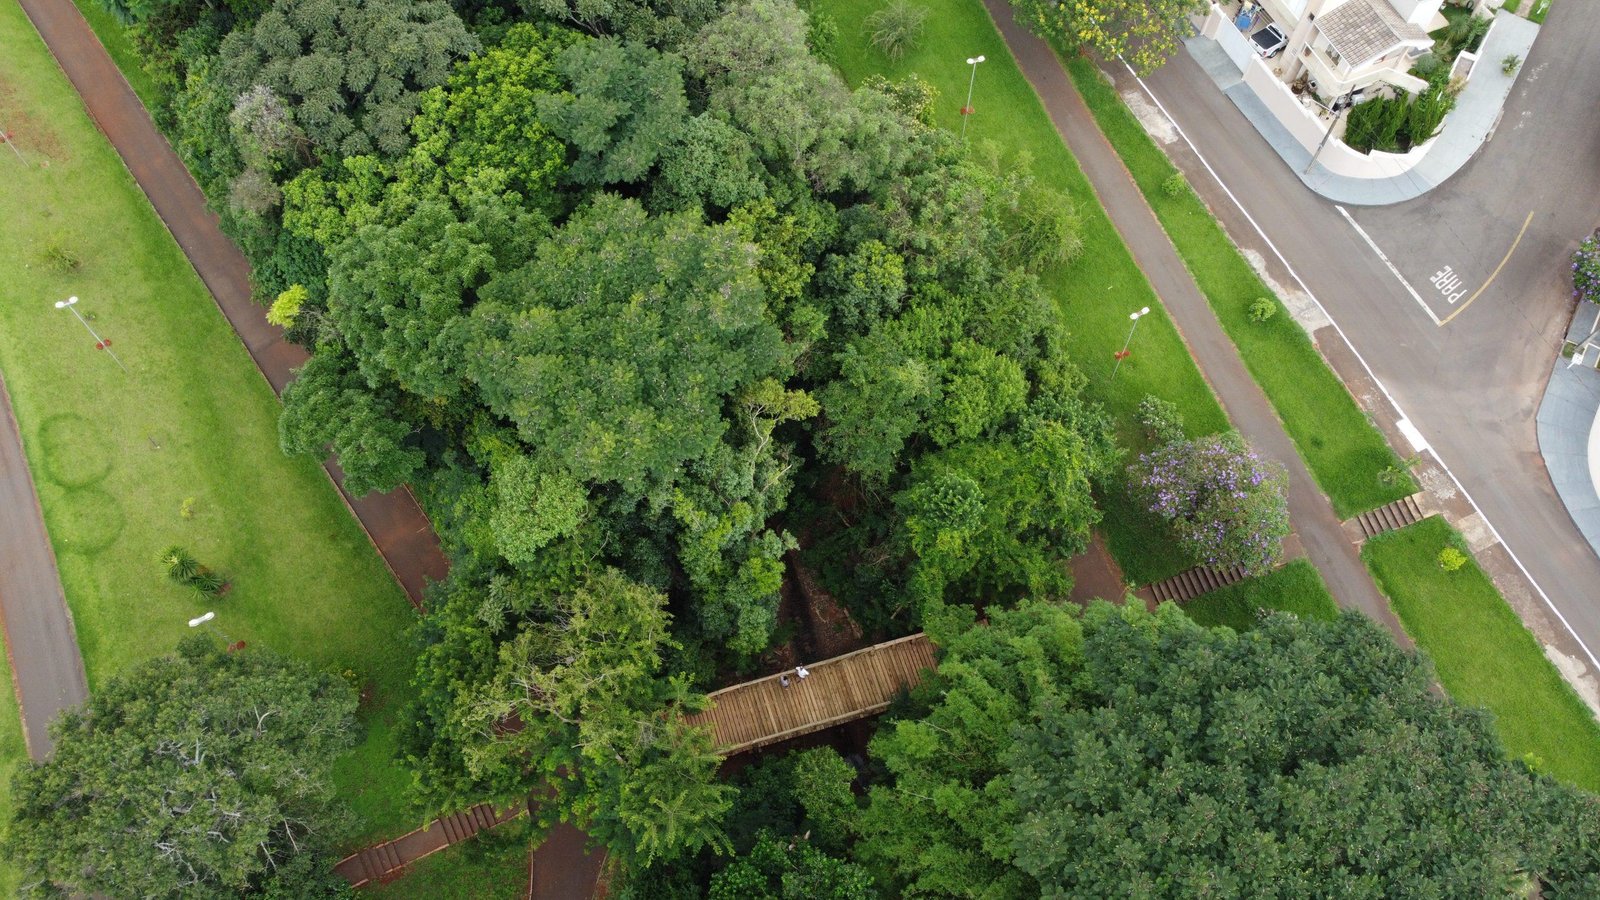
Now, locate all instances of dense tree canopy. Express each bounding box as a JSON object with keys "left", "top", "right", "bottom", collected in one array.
[
  {"left": 861, "top": 600, "right": 1600, "bottom": 897},
  {"left": 5, "top": 638, "right": 357, "bottom": 898},
  {"left": 216, "top": 0, "right": 479, "bottom": 158}
]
